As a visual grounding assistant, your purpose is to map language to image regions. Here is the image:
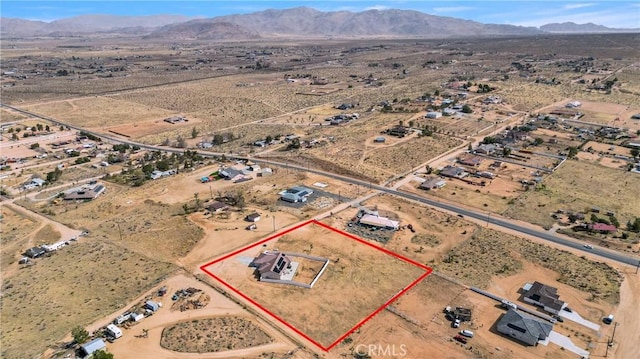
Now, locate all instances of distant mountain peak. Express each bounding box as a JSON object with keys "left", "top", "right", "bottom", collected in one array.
[{"left": 540, "top": 22, "right": 639, "bottom": 33}]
